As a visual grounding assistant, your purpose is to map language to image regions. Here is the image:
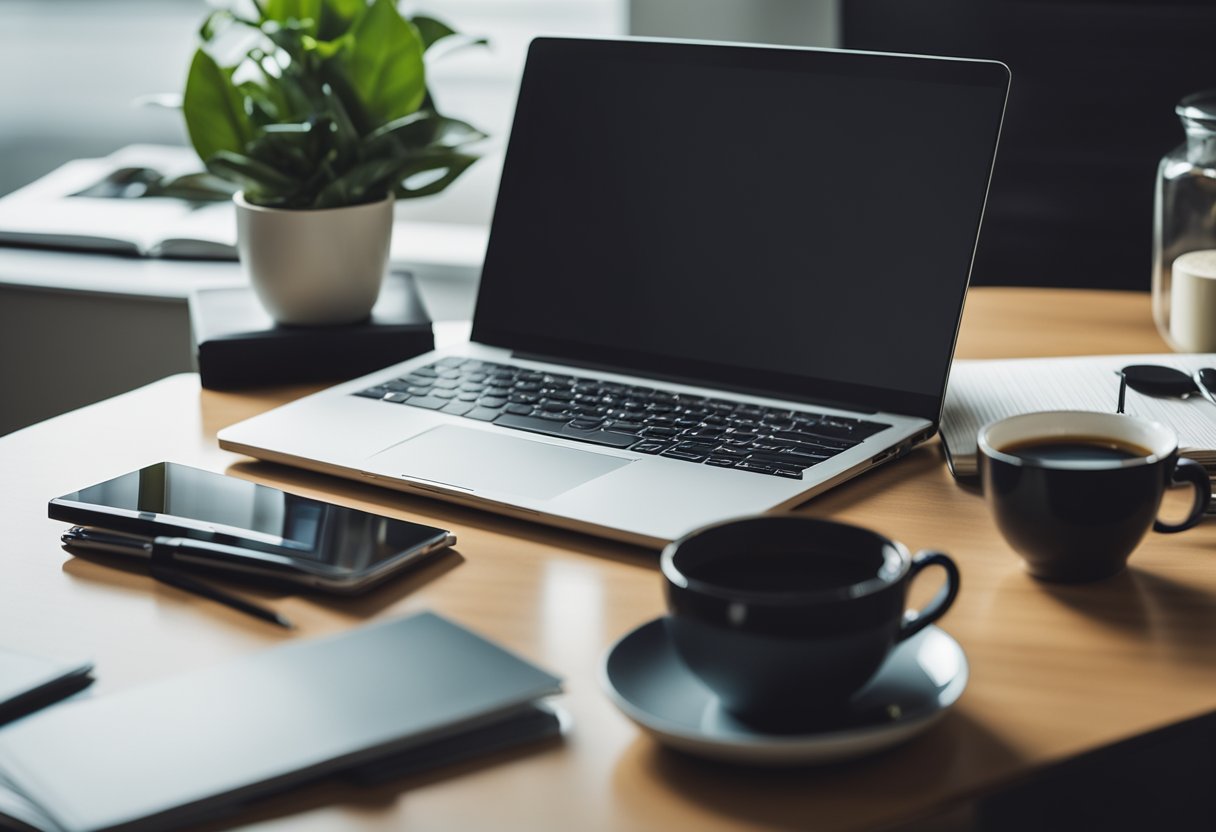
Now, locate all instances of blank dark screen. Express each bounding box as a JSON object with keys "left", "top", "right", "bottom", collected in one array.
[{"left": 473, "top": 40, "right": 1007, "bottom": 417}]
